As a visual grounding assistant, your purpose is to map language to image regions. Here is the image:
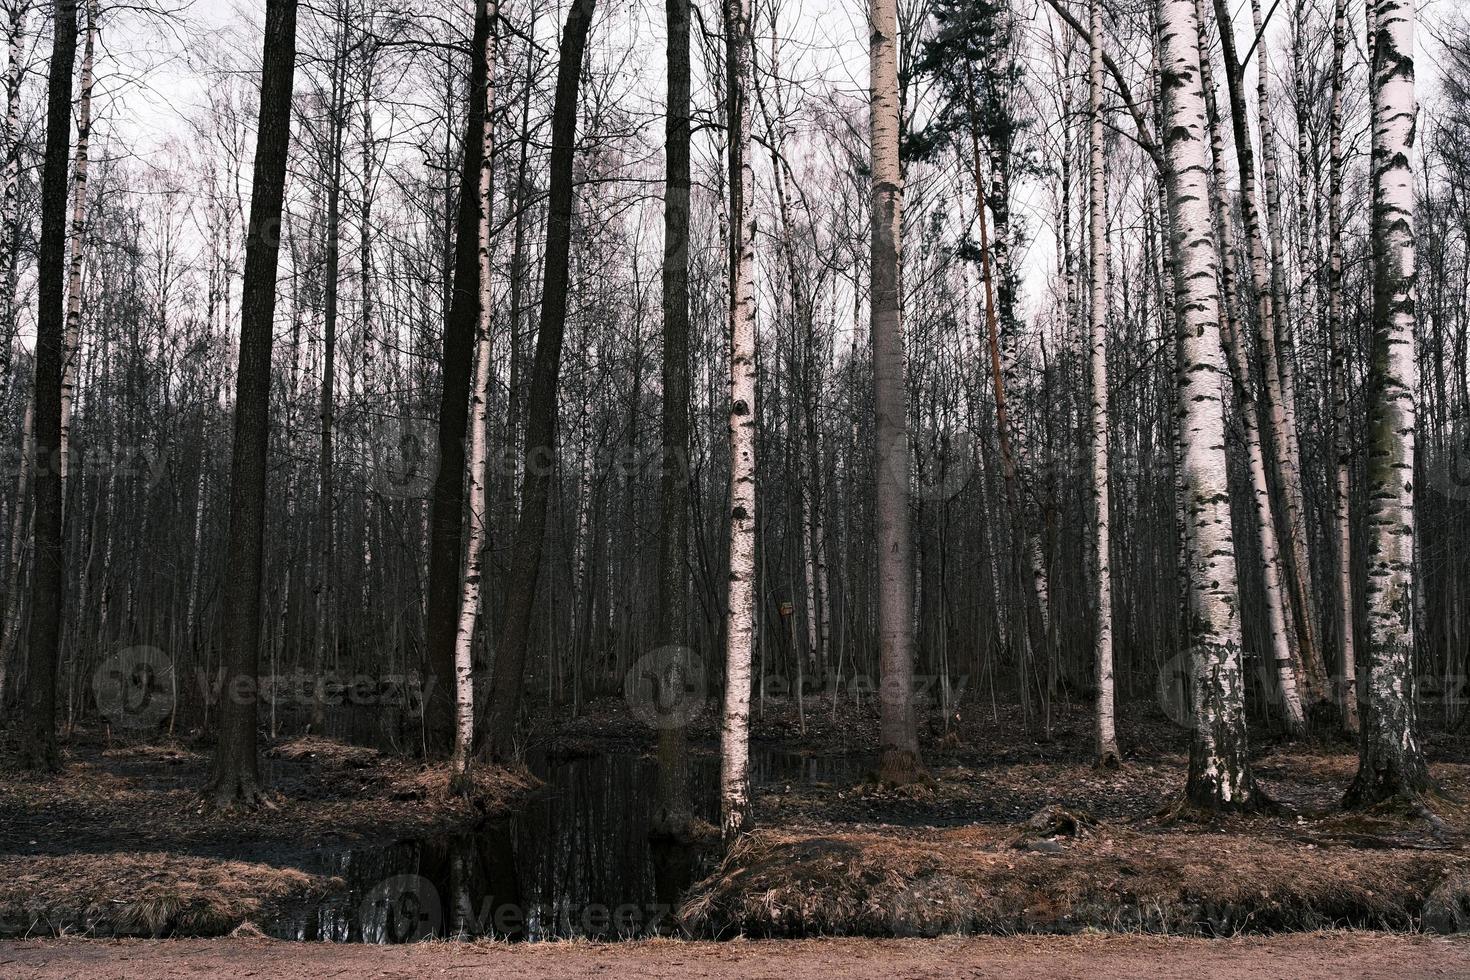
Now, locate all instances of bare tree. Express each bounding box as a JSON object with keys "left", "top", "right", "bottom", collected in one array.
[{"left": 206, "top": 0, "right": 300, "bottom": 805}]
